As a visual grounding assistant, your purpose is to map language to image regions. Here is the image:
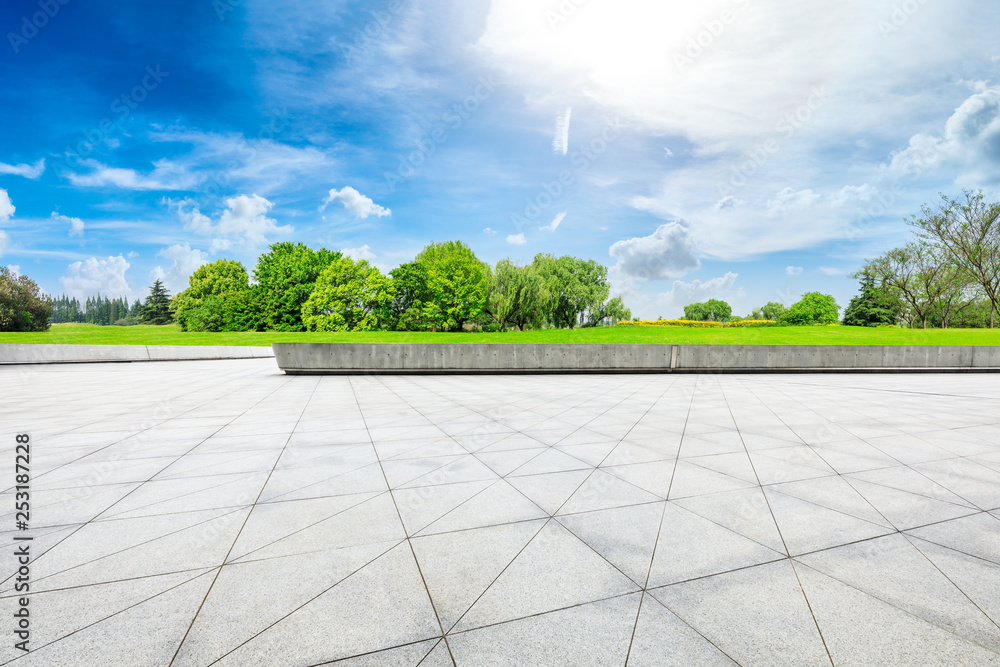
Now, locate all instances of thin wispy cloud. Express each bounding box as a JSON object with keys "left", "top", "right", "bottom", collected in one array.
[
  {"left": 552, "top": 107, "right": 572, "bottom": 155},
  {"left": 540, "top": 211, "right": 566, "bottom": 232}
]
